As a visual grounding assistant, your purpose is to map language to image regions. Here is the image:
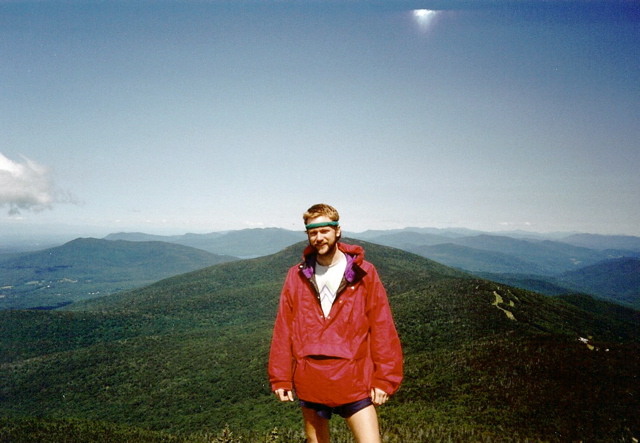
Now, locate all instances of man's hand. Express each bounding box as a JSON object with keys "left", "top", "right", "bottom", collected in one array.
[
  {"left": 274, "top": 388, "right": 294, "bottom": 402},
  {"left": 370, "top": 387, "right": 389, "bottom": 406}
]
